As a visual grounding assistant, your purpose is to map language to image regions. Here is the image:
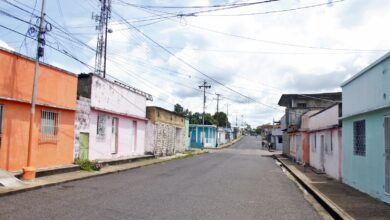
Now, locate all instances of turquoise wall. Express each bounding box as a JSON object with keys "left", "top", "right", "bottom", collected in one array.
[{"left": 342, "top": 107, "right": 390, "bottom": 204}]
